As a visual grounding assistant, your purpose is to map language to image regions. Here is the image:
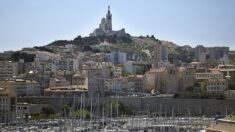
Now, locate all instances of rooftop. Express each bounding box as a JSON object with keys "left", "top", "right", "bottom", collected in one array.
[
  {"left": 149, "top": 67, "right": 166, "bottom": 72},
  {"left": 1, "top": 79, "right": 38, "bottom": 83},
  {"left": 45, "top": 85, "right": 88, "bottom": 92},
  {"left": 0, "top": 87, "right": 6, "bottom": 91},
  {"left": 0, "top": 87, "right": 16, "bottom": 95}
]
